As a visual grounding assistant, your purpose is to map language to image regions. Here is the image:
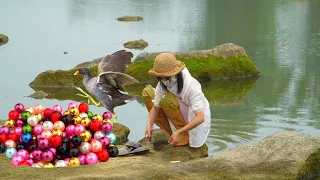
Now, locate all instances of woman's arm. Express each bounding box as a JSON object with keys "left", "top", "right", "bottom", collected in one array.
[
  {"left": 168, "top": 111, "right": 204, "bottom": 145},
  {"left": 145, "top": 104, "right": 160, "bottom": 140}
]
